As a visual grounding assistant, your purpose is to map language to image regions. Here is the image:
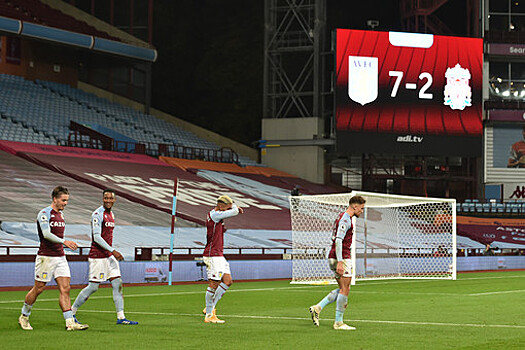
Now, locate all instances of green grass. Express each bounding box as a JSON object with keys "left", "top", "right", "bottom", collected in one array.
[{"left": 1, "top": 271, "right": 525, "bottom": 349}]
